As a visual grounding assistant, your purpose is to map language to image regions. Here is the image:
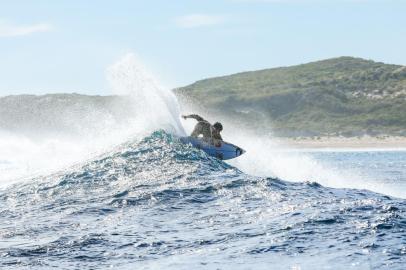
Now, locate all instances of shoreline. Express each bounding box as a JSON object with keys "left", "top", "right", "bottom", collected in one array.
[{"left": 275, "top": 136, "right": 406, "bottom": 149}]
